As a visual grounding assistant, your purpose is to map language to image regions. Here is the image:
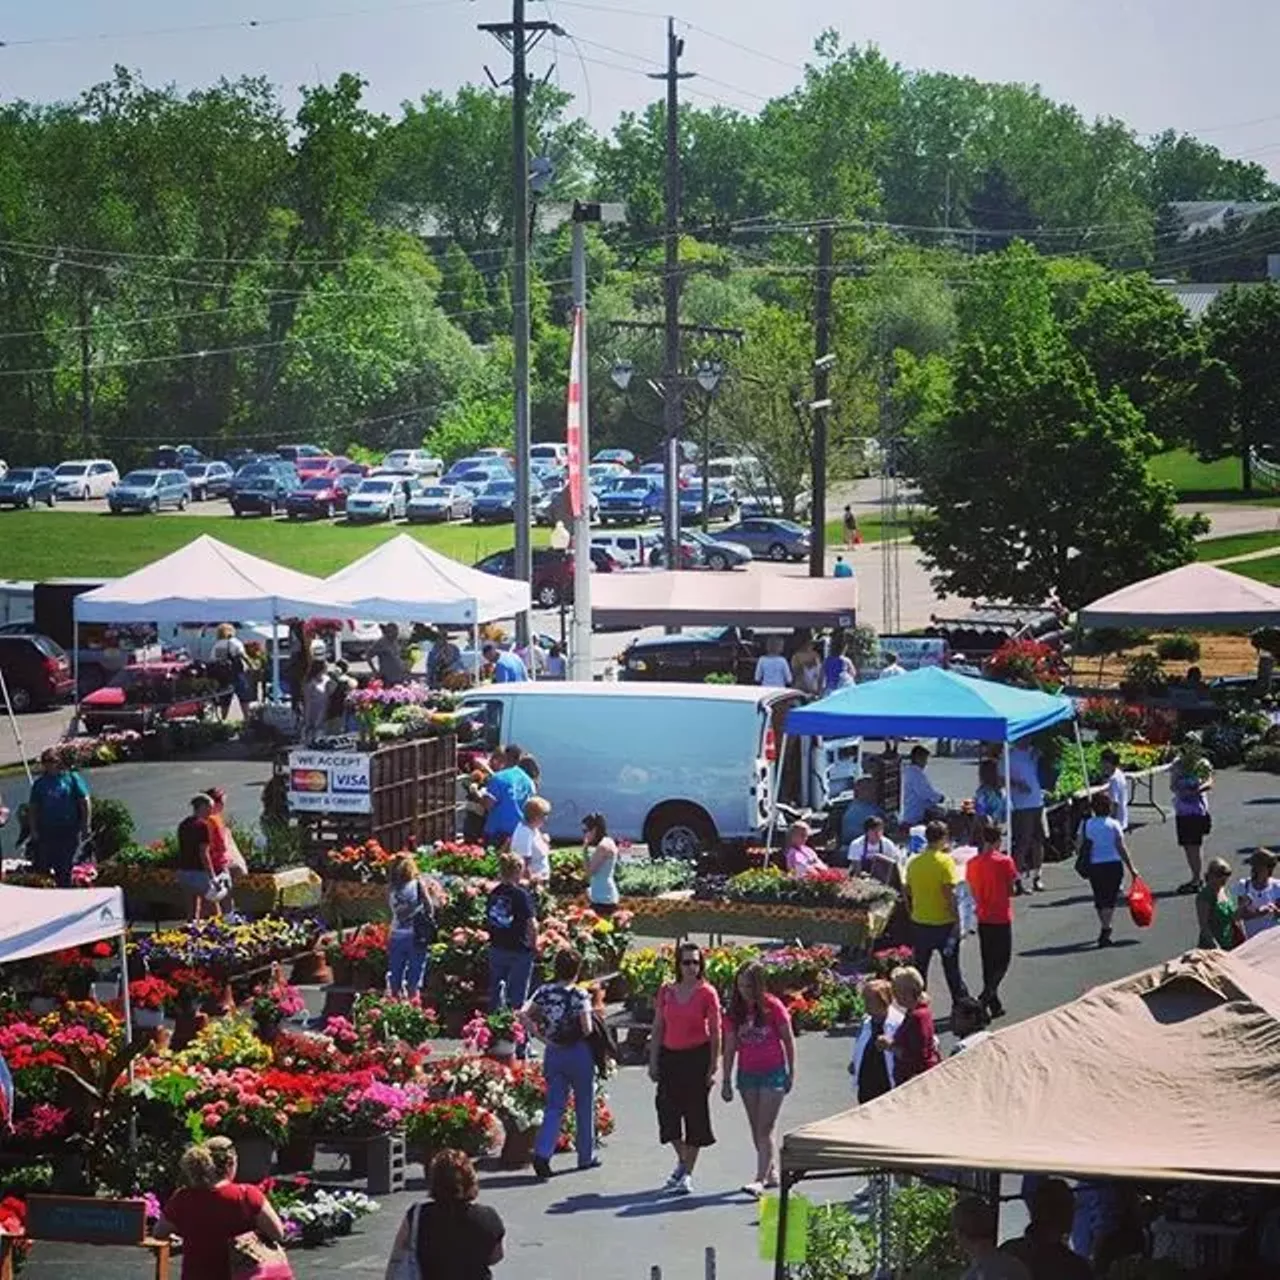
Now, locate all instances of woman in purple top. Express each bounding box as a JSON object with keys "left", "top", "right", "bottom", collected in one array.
[{"left": 1170, "top": 745, "right": 1213, "bottom": 895}]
